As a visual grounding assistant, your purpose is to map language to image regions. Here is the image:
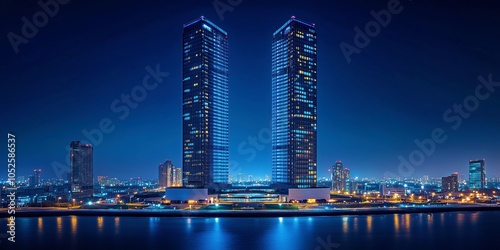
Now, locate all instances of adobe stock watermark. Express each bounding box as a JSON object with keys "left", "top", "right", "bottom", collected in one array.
[
  {"left": 386, "top": 74, "right": 499, "bottom": 178},
  {"left": 51, "top": 64, "right": 169, "bottom": 179},
  {"left": 339, "top": 0, "right": 408, "bottom": 64},
  {"left": 315, "top": 234, "right": 341, "bottom": 250},
  {"left": 212, "top": 0, "right": 243, "bottom": 21},
  {"left": 7, "top": 0, "right": 70, "bottom": 54}
]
